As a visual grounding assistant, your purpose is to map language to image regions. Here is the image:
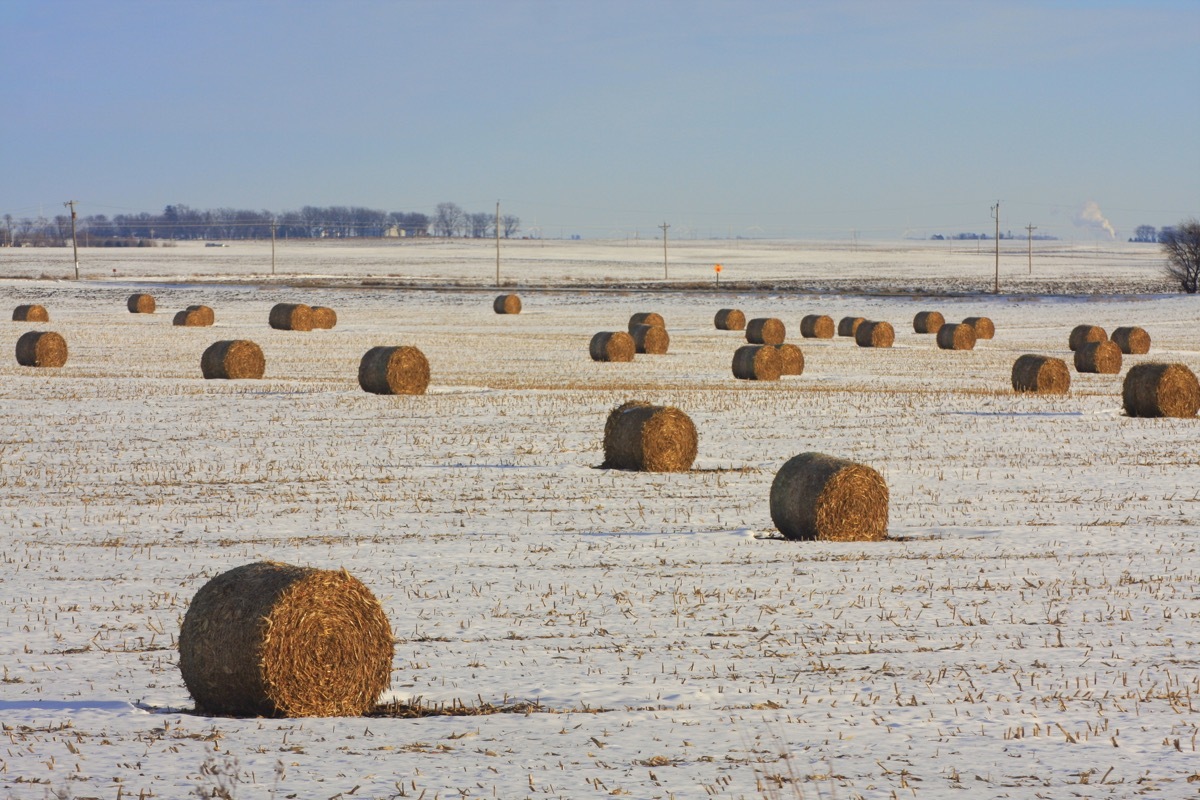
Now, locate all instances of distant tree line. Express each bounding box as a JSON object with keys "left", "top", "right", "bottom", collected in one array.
[
  {"left": 0, "top": 202, "right": 520, "bottom": 247},
  {"left": 930, "top": 231, "right": 1057, "bottom": 241},
  {"left": 1129, "top": 224, "right": 1178, "bottom": 244}
]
